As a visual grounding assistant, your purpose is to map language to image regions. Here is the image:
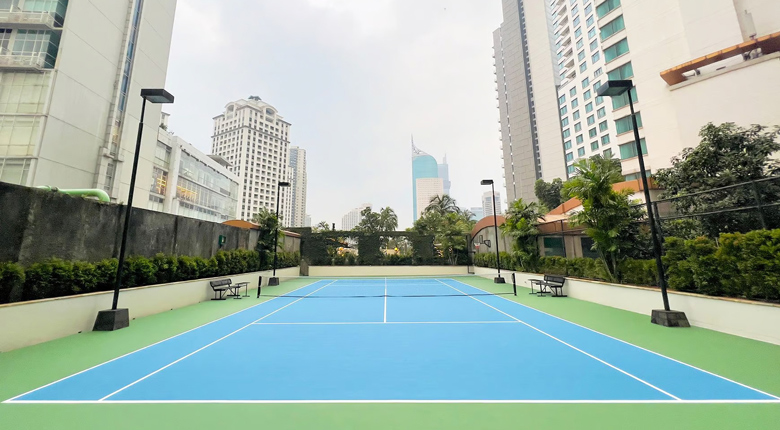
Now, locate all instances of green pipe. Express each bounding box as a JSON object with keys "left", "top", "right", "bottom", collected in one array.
[{"left": 36, "top": 186, "right": 111, "bottom": 203}]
